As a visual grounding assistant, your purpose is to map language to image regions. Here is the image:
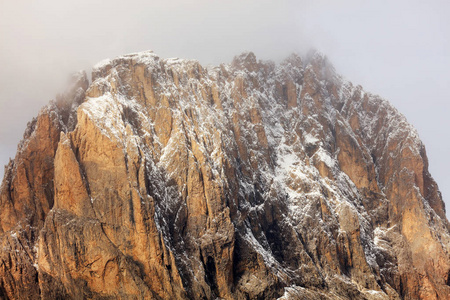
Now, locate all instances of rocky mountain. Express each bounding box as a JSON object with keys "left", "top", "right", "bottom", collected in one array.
[{"left": 0, "top": 50, "right": 449, "bottom": 299}]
